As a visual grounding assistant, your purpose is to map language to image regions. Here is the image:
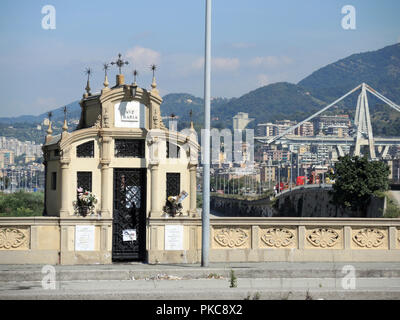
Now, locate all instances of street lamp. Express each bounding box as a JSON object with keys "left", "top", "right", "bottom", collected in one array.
[
  {"left": 201, "top": 0, "right": 212, "bottom": 268},
  {"left": 278, "top": 160, "right": 281, "bottom": 193},
  {"left": 290, "top": 150, "right": 293, "bottom": 190}
]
